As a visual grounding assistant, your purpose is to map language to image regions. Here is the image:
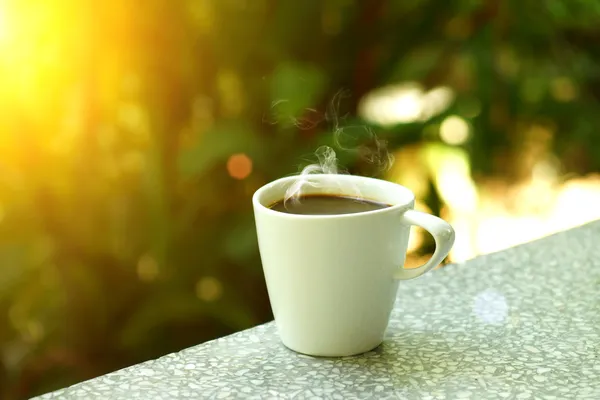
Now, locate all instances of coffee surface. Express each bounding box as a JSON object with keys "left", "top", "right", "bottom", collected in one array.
[{"left": 270, "top": 194, "right": 390, "bottom": 215}]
